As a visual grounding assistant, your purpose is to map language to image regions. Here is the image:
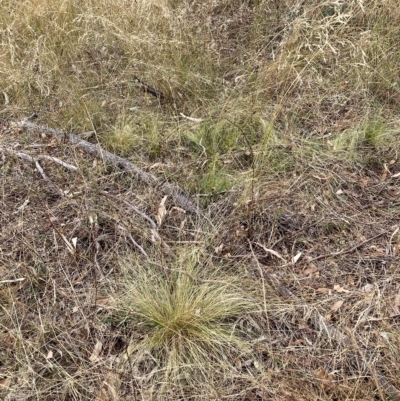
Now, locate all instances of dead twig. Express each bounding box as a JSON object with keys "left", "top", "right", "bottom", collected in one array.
[
  {"left": 38, "top": 154, "right": 78, "bottom": 171},
  {"left": 0, "top": 147, "right": 78, "bottom": 171},
  {"left": 1, "top": 146, "right": 78, "bottom": 196},
  {"left": 249, "top": 242, "right": 268, "bottom": 314},
  {"left": 34, "top": 159, "right": 64, "bottom": 197},
  {"left": 15, "top": 119, "right": 201, "bottom": 215},
  {"left": 179, "top": 112, "right": 204, "bottom": 123},
  {"left": 309, "top": 232, "right": 386, "bottom": 262},
  {"left": 117, "top": 224, "right": 149, "bottom": 258},
  {"left": 0, "top": 278, "right": 25, "bottom": 284},
  {"left": 47, "top": 214, "right": 76, "bottom": 255},
  {"left": 1, "top": 147, "right": 62, "bottom": 196},
  {"left": 101, "top": 191, "right": 157, "bottom": 230},
  {"left": 133, "top": 76, "right": 165, "bottom": 101},
  {"left": 346, "top": 328, "right": 388, "bottom": 401}
]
